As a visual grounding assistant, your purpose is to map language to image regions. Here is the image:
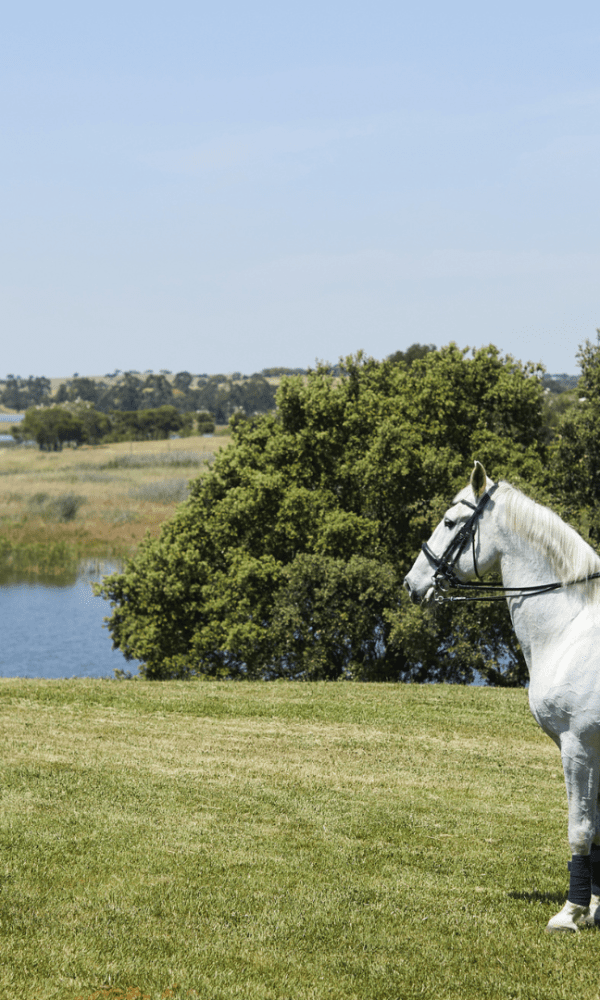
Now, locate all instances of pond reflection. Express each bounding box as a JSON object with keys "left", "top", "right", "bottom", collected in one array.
[{"left": 0, "top": 561, "right": 141, "bottom": 679}]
